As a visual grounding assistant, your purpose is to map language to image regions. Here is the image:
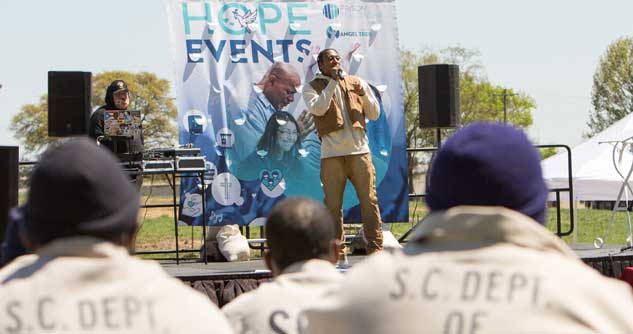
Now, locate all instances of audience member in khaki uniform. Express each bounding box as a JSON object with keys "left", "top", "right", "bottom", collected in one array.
[
  {"left": 0, "top": 138, "right": 233, "bottom": 334},
  {"left": 305, "top": 122, "right": 633, "bottom": 334},
  {"left": 222, "top": 197, "right": 342, "bottom": 334}
]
